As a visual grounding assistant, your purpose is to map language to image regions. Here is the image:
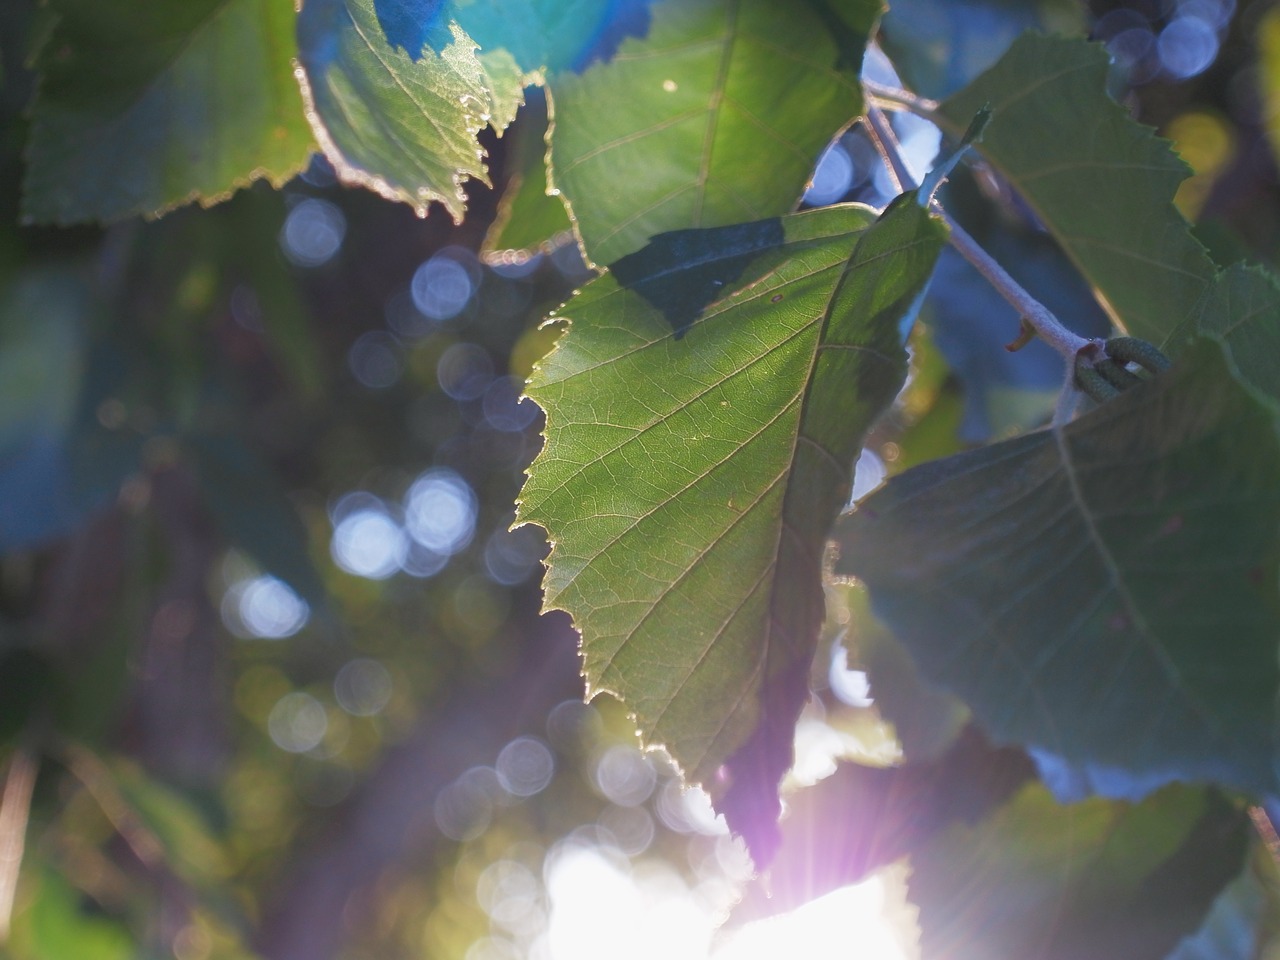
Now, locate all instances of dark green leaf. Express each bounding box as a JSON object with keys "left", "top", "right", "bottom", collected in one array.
[
  {"left": 1172, "top": 262, "right": 1280, "bottom": 406},
  {"left": 0, "top": 268, "right": 142, "bottom": 550},
  {"left": 844, "top": 585, "right": 968, "bottom": 763},
  {"left": 185, "top": 431, "right": 327, "bottom": 610},
  {"left": 548, "top": 0, "right": 880, "bottom": 266},
  {"left": 297, "top": 0, "right": 527, "bottom": 221},
  {"left": 23, "top": 0, "right": 313, "bottom": 224},
  {"left": 938, "top": 35, "right": 1215, "bottom": 344},
  {"left": 518, "top": 199, "right": 945, "bottom": 859},
  {"left": 911, "top": 784, "right": 1250, "bottom": 960},
  {"left": 835, "top": 338, "right": 1280, "bottom": 798}
]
